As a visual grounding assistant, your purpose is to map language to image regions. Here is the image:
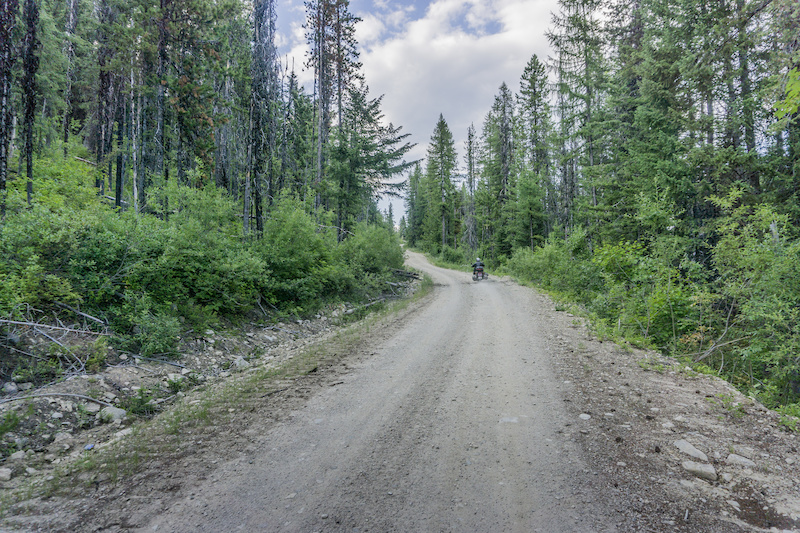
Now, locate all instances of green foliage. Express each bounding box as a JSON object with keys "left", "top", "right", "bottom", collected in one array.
[
  {"left": 0, "top": 411, "right": 20, "bottom": 440},
  {"left": 339, "top": 222, "right": 404, "bottom": 274},
  {"left": 778, "top": 404, "right": 800, "bottom": 432},
  {"left": 111, "top": 293, "right": 181, "bottom": 357},
  {"left": 775, "top": 67, "right": 800, "bottom": 120},
  {"left": 85, "top": 337, "right": 109, "bottom": 373},
  {"left": 705, "top": 189, "right": 800, "bottom": 406},
  {"left": 12, "top": 358, "right": 63, "bottom": 384},
  {"left": 255, "top": 195, "right": 340, "bottom": 310},
  {"left": 119, "top": 388, "right": 158, "bottom": 417},
  {"left": 506, "top": 229, "right": 603, "bottom": 302},
  {"left": 438, "top": 245, "right": 467, "bottom": 266},
  {"left": 1, "top": 161, "right": 406, "bottom": 367},
  {"left": 591, "top": 240, "right": 694, "bottom": 349}
]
